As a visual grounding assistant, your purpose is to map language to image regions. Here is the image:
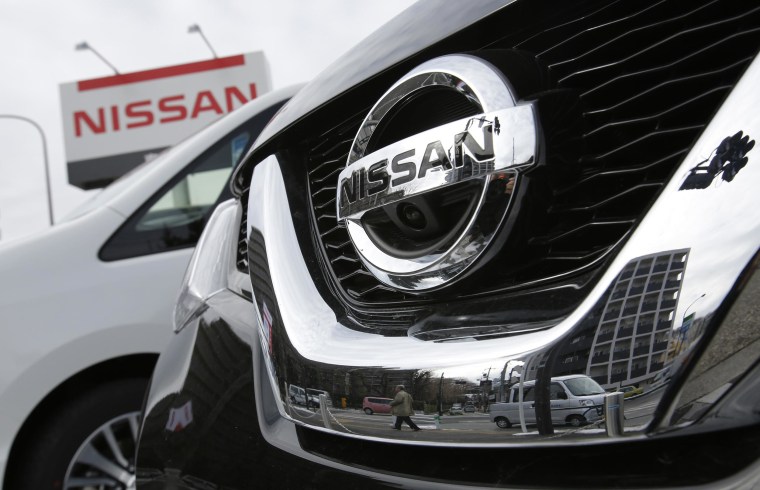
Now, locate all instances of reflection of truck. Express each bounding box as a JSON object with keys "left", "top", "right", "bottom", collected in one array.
[{"left": 490, "top": 375, "right": 605, "bottom": 429}]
